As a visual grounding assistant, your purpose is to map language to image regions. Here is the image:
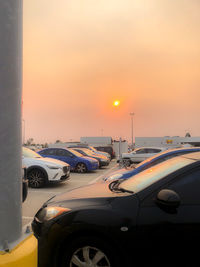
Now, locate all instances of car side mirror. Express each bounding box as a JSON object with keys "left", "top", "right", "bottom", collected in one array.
[{"left": 155, "top": 189, "right": 180, "bottom": 214}]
